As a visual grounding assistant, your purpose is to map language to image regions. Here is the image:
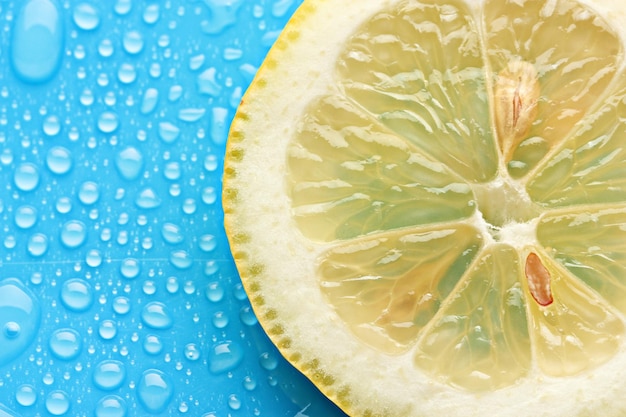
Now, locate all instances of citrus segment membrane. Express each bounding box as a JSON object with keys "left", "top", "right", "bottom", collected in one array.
[
  {"left": 483, "top": 0, "right": 621, "bottom": 178},
  {"left": 318, "top": 224, "right": 482, "bottom": 354},
  {"left": 414, "top": 244, "right": 531, "bottom": 391}
]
